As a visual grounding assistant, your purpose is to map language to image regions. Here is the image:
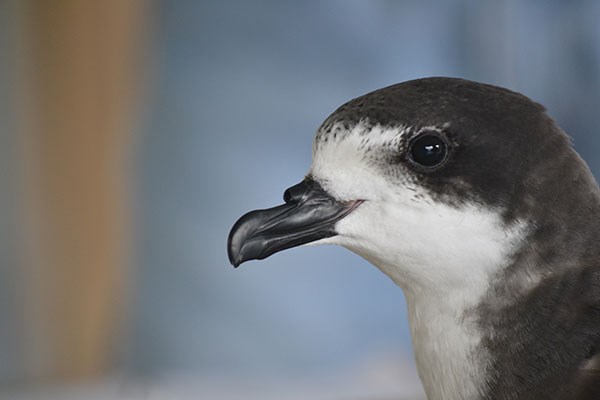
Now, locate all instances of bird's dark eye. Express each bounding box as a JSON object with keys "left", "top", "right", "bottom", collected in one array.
[{"left": 408, "top": 131, "right": 449, "bottom": 169}]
